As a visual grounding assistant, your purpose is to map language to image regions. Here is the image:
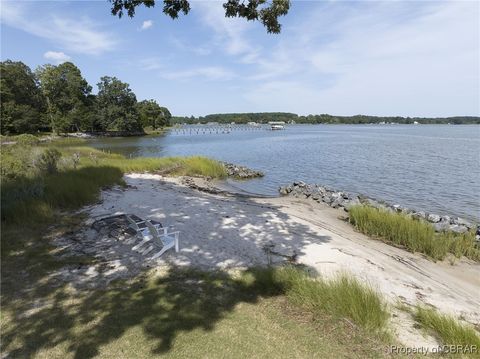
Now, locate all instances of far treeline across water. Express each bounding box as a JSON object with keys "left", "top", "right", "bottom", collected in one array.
[{"left": 172, "top": 113, "right": 480, "bottom": 125}]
